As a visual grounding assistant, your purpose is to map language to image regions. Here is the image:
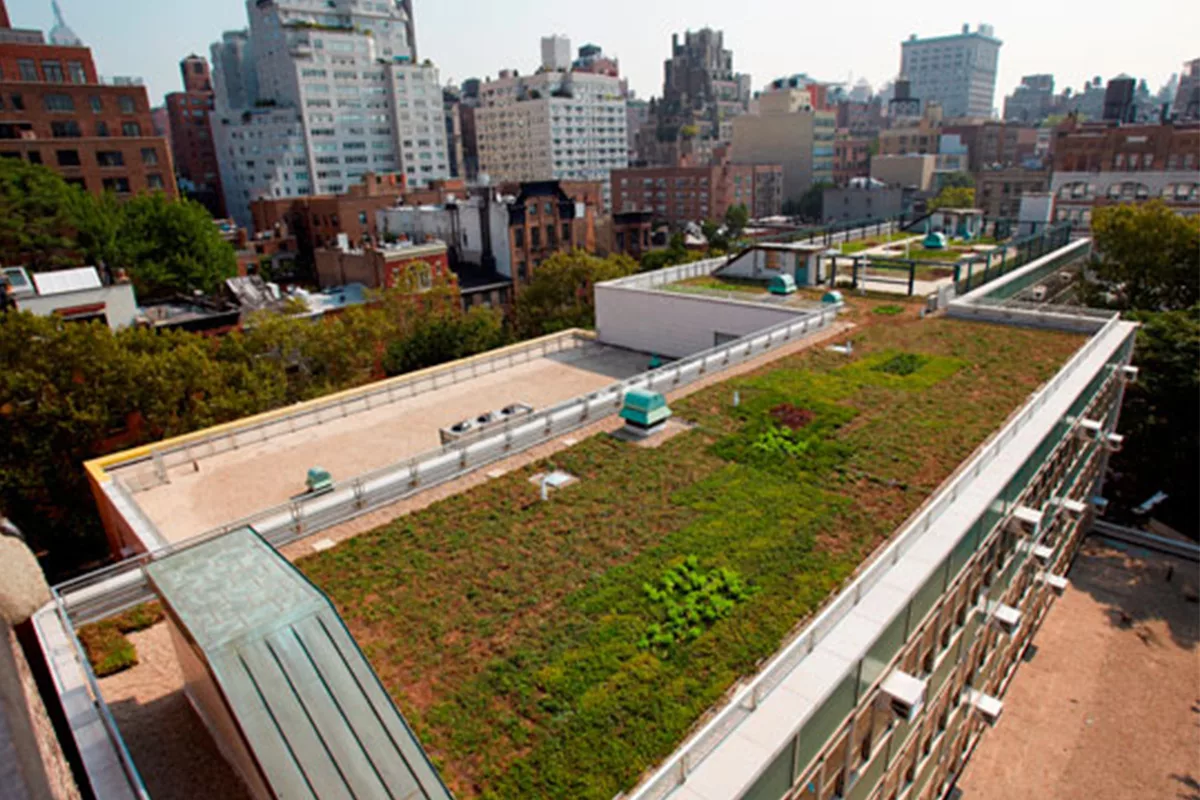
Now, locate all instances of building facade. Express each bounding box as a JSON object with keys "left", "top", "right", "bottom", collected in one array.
[
  {"left": 822, "top": 184, "right": 906, "bottom": 223},
  {"left": 1003, "top": 74, "right": 1055, "bottom": 123},
  {"left": 942, "top": 120, "right": 1038, "bottom": 172},
  {"left": 211, "top": 0, "right": 449, "bottom": 230},
  {"left": 1173, "top": 58, "right": 1199, "bottom": 120},
  {"left": 975, "top": 167, "right": 1050, "bottom": 219},
  {"left": 506, "top": 180, "right": 598, "bottom": 284},
  {"left": 314, "top": 239, "right": 449, "bottom": 290},
  {"left": 1049, "top": 120, "right": 1200, "bottom": 229},
  {"left": 474, "top": 68, "right": 628, "bottom": 209},
  {"left": 900, "top": 24, "right": 1002, "bottom": 119},
  {"left": 657, "top": 28, "right": 751, "bottom": 146},
  {"left": 730, "top": 86, "right": 835, "bottom": 204},
  {"left": 833, "top": 130, "right": 871, "bottom": 186},
  {"left": 250, "top": 171, "right": 406, "bottom": 254},
  {"left": 0, "top": 4, "right": 175, "bottom": 198},
  {"left": 611, "top": 160, "right": 782, "bottom": 225},
  {"left": 165, "top": 55, "right": 223, "bottom": 216},
  {"left": 871, "top": 154, "right": 936, "bottom": 191}
]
